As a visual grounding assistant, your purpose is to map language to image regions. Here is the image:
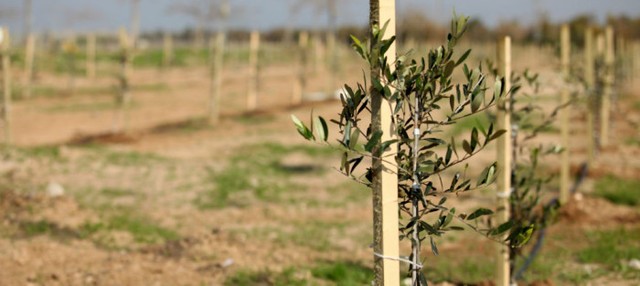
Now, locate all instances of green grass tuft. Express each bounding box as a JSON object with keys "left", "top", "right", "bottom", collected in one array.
[
  {"left": 21, "top": 220, "right": 53, "bottom": 236},
  {"left": 578, "top": 227, "right": 640, "bottom": 269},
  {"left": 594, "top": 175, "right": 640, "bottom": 206},
  {"left": 224, "top": 268, "right": 307, "bottom": 286},
  {"left": 311, "top": 261, "right": 372, "bottom": 285},
  {"left": 80, "top": 214, "right": 178, "bottom": 244},
  {"left": 195, "top": 143, "right": 331, "bottom": 209},
  {"left": 107, "top": 215, "right": 179, "bottom": 243}
]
